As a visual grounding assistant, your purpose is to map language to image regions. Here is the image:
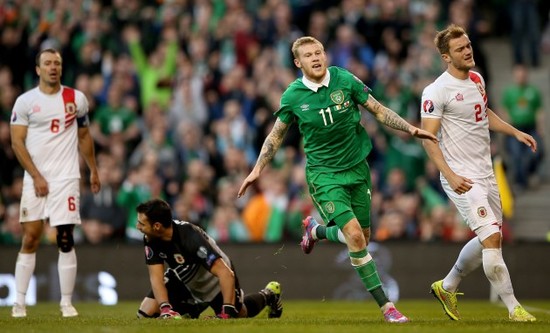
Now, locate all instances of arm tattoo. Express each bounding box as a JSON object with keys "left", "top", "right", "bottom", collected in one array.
[
  {"left": 366, "top": 96, "right": 411, "bottom": 133},
  {"left": 380, "top": 107, "right": 411, "bottom": 132},
  {"left": 256, "top": 119, "right": 289, "bottom": 170}
]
